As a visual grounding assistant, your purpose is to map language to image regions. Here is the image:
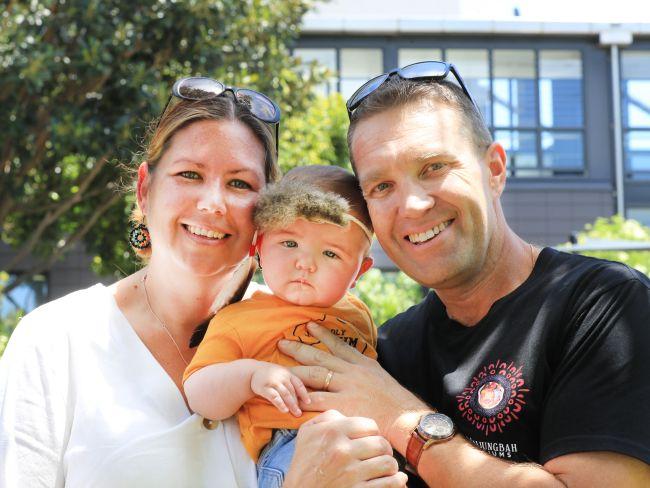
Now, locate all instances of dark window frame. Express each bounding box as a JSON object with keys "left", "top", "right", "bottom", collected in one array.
[
  {"left": 620, "top": 46, "right": 650, "bottom": 181},
  {"left": 295, "top": 35, "right": 612, "bottom": 186}
]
